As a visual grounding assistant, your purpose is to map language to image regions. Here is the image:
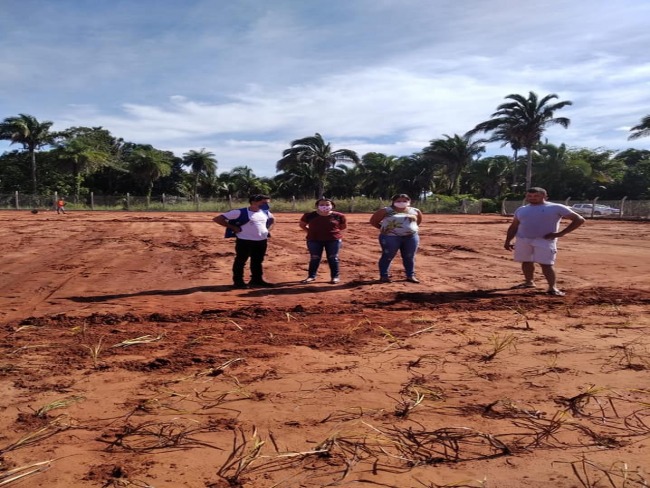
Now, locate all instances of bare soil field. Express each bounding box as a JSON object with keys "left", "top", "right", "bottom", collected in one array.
[{"left": 0, "top": 210, "right": 649, "bottom": 488}]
